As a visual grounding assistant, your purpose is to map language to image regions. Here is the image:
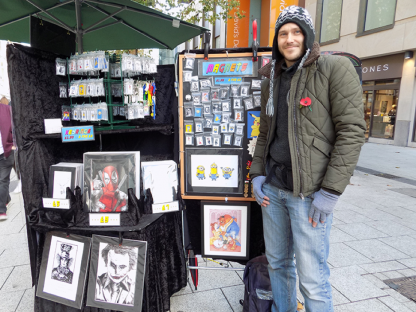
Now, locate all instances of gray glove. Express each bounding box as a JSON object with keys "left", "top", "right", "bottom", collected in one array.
[
  {"left": 309, "top": 189, "right": 339, "bottom": 224},
  {"left": 252, "top": 176, "right": 267, "bottom": 205}
]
